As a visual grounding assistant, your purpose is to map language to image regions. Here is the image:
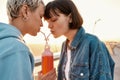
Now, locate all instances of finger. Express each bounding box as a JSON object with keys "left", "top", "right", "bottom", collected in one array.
[
  {"left": 38, "top": 68, "right": 56, "bottom": 80},
  {"left": 38, "top": 71, "right": 46, "bottom": 80},
  {"left": 52, "top": 72, "right": 57, "bottom": 80},
  {"left": 49, "top": 68, "right": 56, "bottom": 75},
  {"left": 48, "top": 69, "right": 57, "bottom": 80},
  {"left": 44, "top": 68, "right": 56, "bottom": 77}
]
